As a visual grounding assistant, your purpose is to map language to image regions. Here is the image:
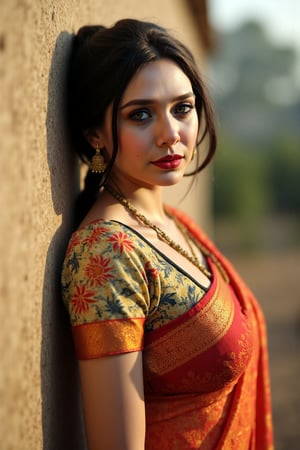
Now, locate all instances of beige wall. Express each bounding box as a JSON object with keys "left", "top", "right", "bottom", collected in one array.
[{"left": 0, "top": 1, "right": 210, "bottom": 448}]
